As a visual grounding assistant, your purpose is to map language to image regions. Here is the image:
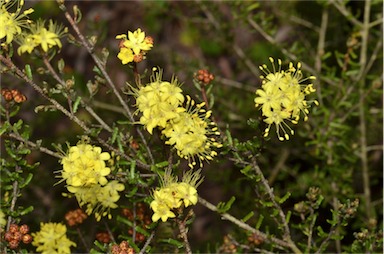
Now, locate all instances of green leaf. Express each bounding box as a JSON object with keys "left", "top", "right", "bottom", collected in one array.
[
  {"left": 130, "top": 160, "right": 136, "bottom": 179},
  {"left": 159, "top": 238, "right": 184, "bottom": 248},
  {"left": 25, "top": 64, "right": 32, "bottom": 79},
  {"left": 73, "top": 5, "right": 82, "bottom": 23},
  {"left": 277, "top": 192, "right": 291, "bottom": 204},
  {"left": 58, "top": 59, "right": 65, "bottom": 74},
  {"left": 255, "top": 214, "right": 264, "bottom": 229},
  {"left": 20, "top": 205, "right": 33, "bottom": 216},
  {"left": 111, "top": 128, "right": 119, "bottom": 144},
  {"left": 72, "top": 96, "right": 82, "bottom": 113},
  {"left": 217, "top": 196, "right": 236, "bottom": 213},
  {"left": 225, "top": 128, "right": 233, "bottom": 146},
  {"left": 241, "top": 211, "right": 254, "bottom": 222},
  {"left": 20, "top": 173, "right": 33, "bottom": 188}
]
